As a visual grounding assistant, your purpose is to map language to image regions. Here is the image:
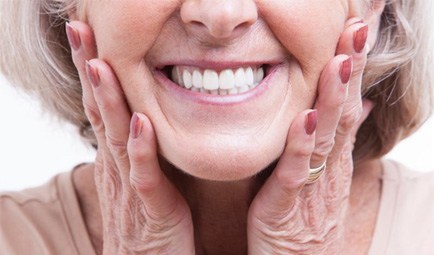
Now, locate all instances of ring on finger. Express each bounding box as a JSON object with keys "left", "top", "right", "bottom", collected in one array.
[{"left": 306, "top": 161, "right": 326, "bottom": 184}]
